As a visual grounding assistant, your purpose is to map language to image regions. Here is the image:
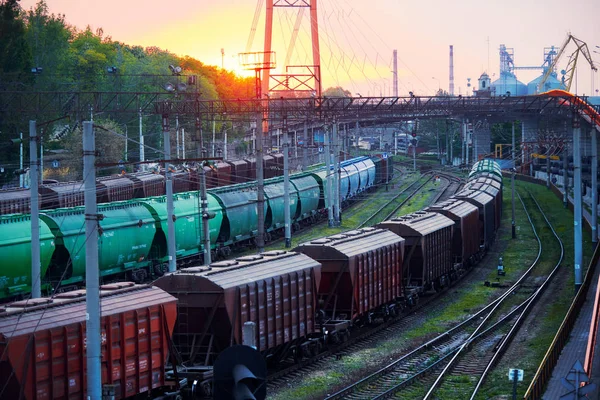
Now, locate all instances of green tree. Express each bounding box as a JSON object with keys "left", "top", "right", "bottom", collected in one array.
[
  {"left": 25, "top": 0, "right": 72, "bottom": 90},
  {"left": 0, "top": 0, "right": 31, "bottom": 73},
  {"left": 323, "top": 86, "right": 351, "bottom": 97}
]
